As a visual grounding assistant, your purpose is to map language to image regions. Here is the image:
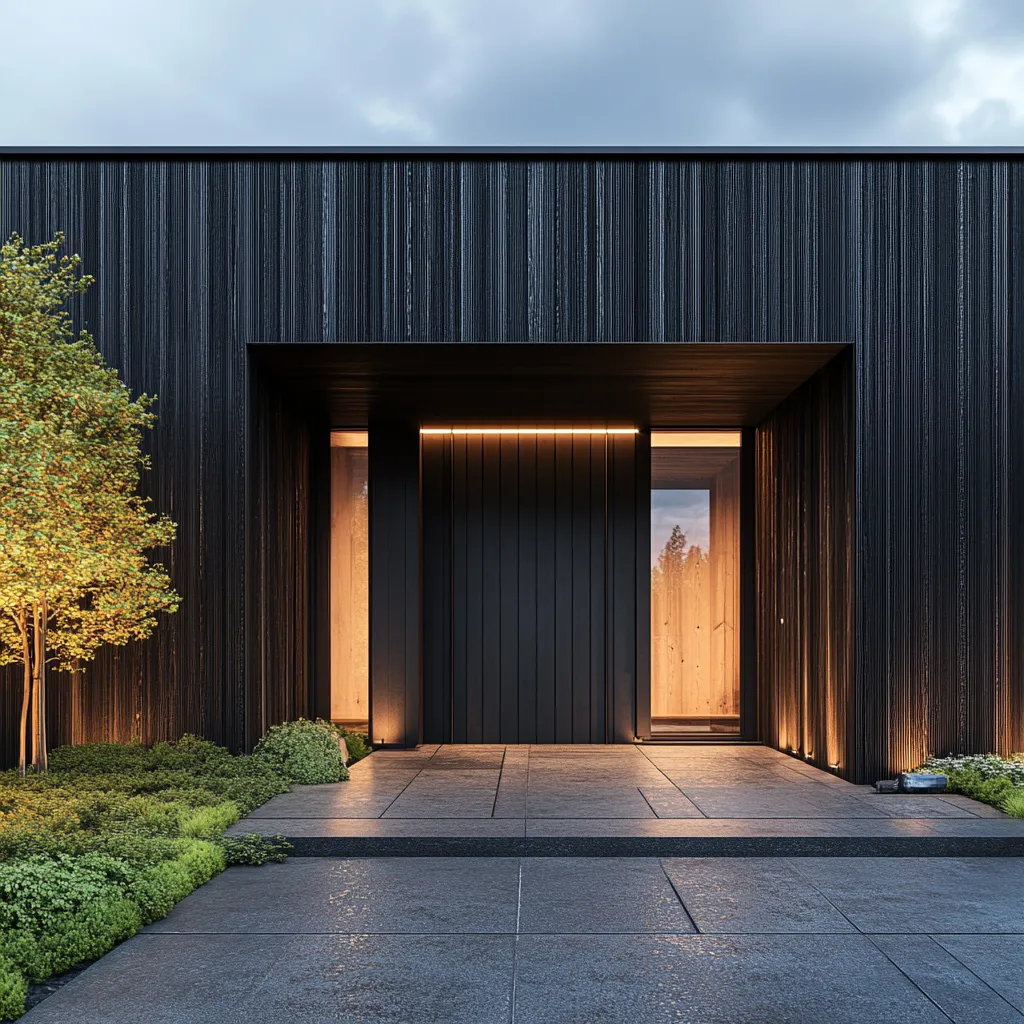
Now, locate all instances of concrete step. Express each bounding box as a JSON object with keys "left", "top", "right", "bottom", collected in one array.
[{"left": 278, "top": 833, "right": 1024, "bottom": 857}]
